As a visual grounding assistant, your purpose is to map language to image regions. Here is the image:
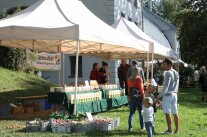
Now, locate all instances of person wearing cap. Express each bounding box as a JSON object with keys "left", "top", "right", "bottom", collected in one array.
[
  {"left": 157, "top": 58, "right": 179, "bottom": 134},
  {"left": 99, "top": 61, "right": 109, "bottom": 84},
  {"left": 128, "top": 60, "right": 145, "bottom": 84},
  {"left": 118, "top": 59, "right": 131, "bottom": 95},
  {"left": 142, "top": 97, "right": 155, "bottom": 137}
]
